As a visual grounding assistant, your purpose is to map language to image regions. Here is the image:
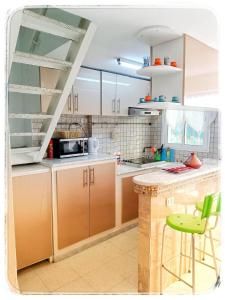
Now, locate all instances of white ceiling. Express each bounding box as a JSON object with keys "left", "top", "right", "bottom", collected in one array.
[{"left": 65, "top": 7, "right": 218, "bottom": 77}]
